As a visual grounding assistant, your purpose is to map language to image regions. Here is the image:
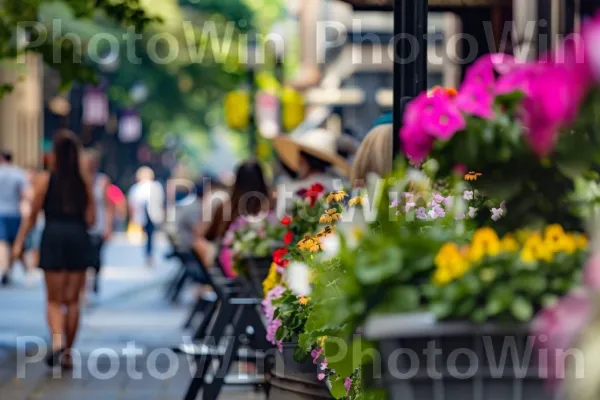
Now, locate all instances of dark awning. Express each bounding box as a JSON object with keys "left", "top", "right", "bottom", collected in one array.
[{"left": 339, "top": 0, "right": 511, "bottom": 11}]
